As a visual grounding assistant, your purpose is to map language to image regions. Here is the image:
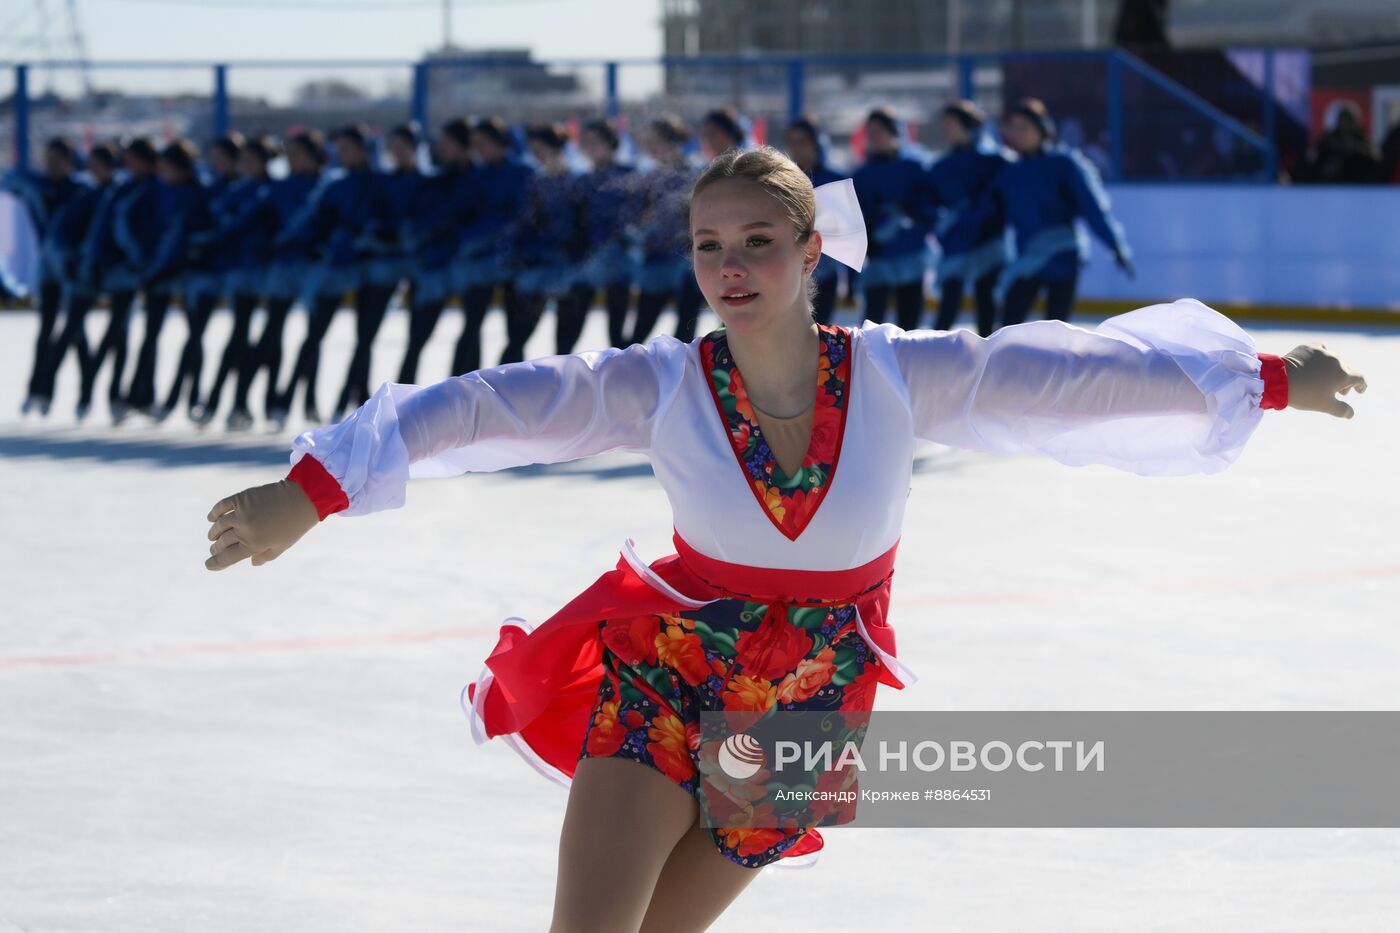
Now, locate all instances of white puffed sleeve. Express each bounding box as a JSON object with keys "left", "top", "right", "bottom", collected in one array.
[
  {"left": 288, "top": 335, "right": 690, "bottom": 516},
  {"left": 870, "top": 298, "right": 1273, "bottom": 476}
]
